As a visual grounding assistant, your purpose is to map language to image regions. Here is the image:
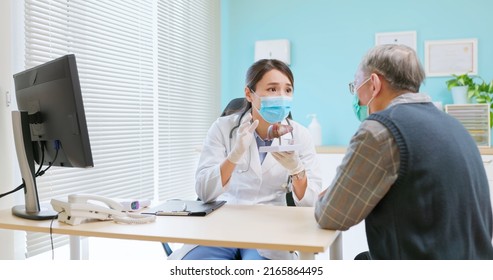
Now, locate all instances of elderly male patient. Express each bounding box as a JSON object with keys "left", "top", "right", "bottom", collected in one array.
[{"left": 315, "top": 44, "right": 493, "bottom": 260}]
